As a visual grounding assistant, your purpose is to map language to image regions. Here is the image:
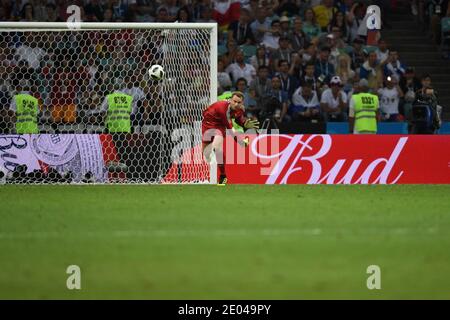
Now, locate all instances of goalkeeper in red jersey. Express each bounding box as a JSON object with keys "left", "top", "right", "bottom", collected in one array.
[{"left": 202, "top": 91, "right": 259, "bottom": 185}]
